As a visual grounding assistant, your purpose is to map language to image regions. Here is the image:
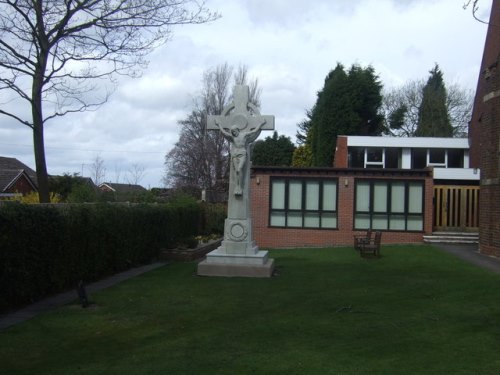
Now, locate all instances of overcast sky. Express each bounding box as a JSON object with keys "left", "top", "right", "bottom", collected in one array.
[{"left": 0, "top": 0, "right": 492, "bottom": 188}]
